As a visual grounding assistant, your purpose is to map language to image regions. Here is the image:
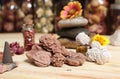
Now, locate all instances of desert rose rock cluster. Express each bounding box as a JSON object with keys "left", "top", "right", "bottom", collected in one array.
[{"left": 26, "top": 34, "right": 86, "bottom": 67}]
